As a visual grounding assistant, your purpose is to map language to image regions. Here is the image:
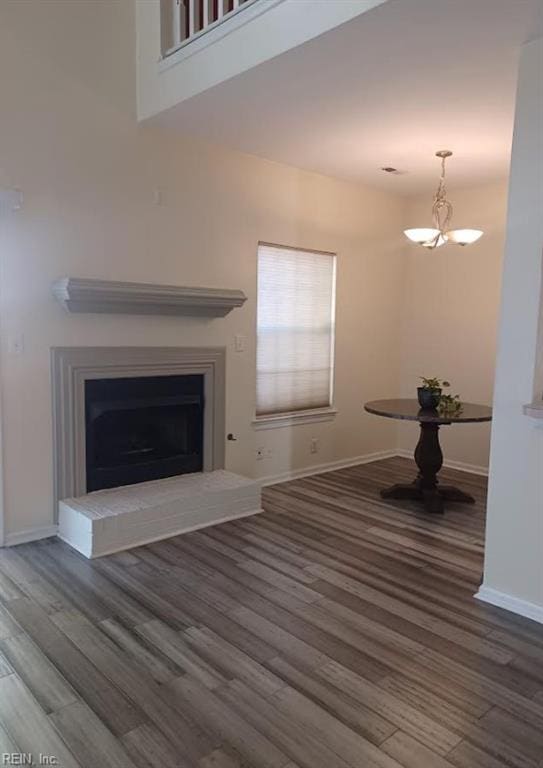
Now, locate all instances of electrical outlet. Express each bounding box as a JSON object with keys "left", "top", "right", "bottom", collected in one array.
[{"left": 310, "top": 438, "right": 319, "bottom": 454}]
